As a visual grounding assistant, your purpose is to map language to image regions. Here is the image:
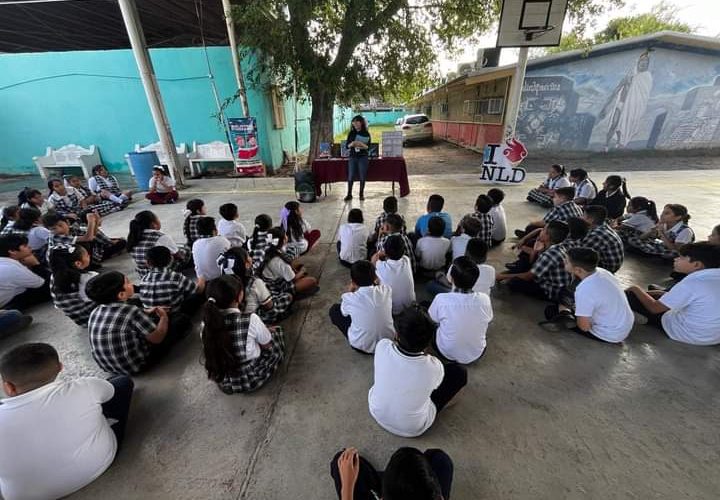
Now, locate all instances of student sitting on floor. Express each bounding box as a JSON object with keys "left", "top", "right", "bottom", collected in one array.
[
  {"left": 85, "top": 271, "right": 191, "bottom": 374},
  {"left": 415, "top": 216, "right": 451, "bottom": 274},
  {"left": 47, "top": 178, "right": 87, "bottom": 222},
  {"left": 369, "top": 196, "right": 406, "bottom": 247},
  {"left": 44, "top": 212, "right": 126, "bottom": 267},
  {"left": 588, "top": 175, "right": 631, "bottom": 221},
  {"left": 246, "top": 213, "right": 273, "bottom": 270},
  {"left": 429, "top": 257, "right": 493, "bottom": 364},
  {"left": 581, "top": 206, "right": 624, "bottom": 273},
  {"left": 624, "top": 204, "right": 695, "bottom": 260},
  {"left": 615, "top": 196, "right": 658, "bottom": 242},
  {"left": 542, "top": 247, "right": 633, "bottom": 343},
  {"left": 127, "top": 210, "right": 191, "bottom": 278},
  {"left": 0, "top": 207, "right": 51, "bottom": 263},
  {"left": 459, "top": 194, "right": 494, "bottom": 249},
  {"left": 329, "top": 260, "right": 394, "bottom": 354},
  {"left": 414, "top": 194, "right": 453, "bottom": 239},
  {"left": 217, "top": 247, "right": 293, "bottom": 324},
  {"left": 18, "top": 188, "right": 53, "bottom": 214},
  {"left": 201, "top": 275, "right": 286, "bottom": 394},
  {"left": 217, "top": 203, "right": 248, "bottom": 247},
  {"left": 515, "top": 187, "right": 582, "bottom": 239},
  {"left": 625, "top": 242, "right": 720, "bottom": 346},
  {"left": 0, "top": 343, "right": 134, "bottom": 500},
  {"left": 145, "top": 165, "right": 178, "bottom": 205},
  {"left": 375, "top": 213, "right": 416, "bottom": 273},
  {"left": 562, "top": 217, "right": 591, "bottom": 250},
  {"left": 281, "top": 201, "right": 321, "bottom": 258},
  {"left": 428, "top": 237, "right": 495, "bottom": 297},
  {"left": 368, "top": 306, "right": 467, "bottom": 438},
  {"left": 338, "top": 208, "right": 369, "bottom": 268},
  {"left": 569, "top": 168, "right": 597, "bottom": 206},
  {"left": 183, "top": 198, "right": 206, "bottom": 248},
  {"left": 330, "top": 446, "right": 454, "bottom": 500},
  {"left": 258, "top": 227, "right": 319, "bottom": 297},
  {"left": 0, "top": 235, "right": 50, "bottom": 311},
  {"left": 497, "top": 220, "right": 571, "bottom": 303},
  {"left": 526, "top": 163, "right": 571, "bottom": 208},
  {"left": 372, "top": 235, "right": 415, "bottom": 315},
  {"left": 48, "top": 245, "right": 98, "bottom": 327},
  {"left": 140, "top": 246, "right": 205, "bottom": 315},
  {"left": 192, "top": 217, "right": 231, "bottom": 282},
  {"left": 65, "top": 175, "right": 118, "bottom": 217},
  {"left": 450, "top": 215, "right": 482, "bottom": 261},
  {"left": 487, "top": 188, "right": 507, "bottom": 247},
  {"left": 89, "top": 164, "right": 132, "bottom": 207},
  {"left": 0, "top": 206, "right": 19, "bottom": 233}
]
